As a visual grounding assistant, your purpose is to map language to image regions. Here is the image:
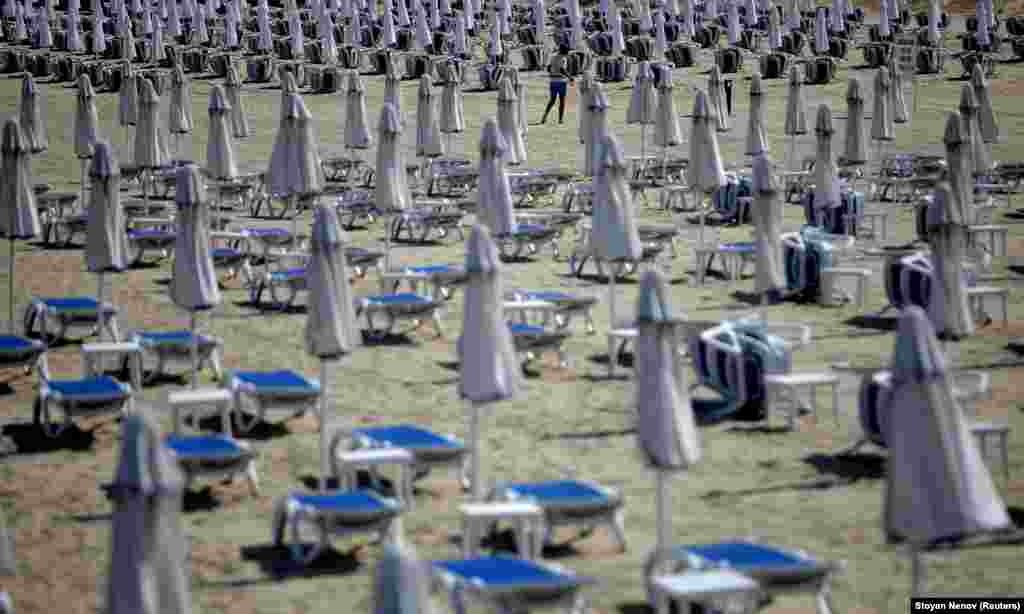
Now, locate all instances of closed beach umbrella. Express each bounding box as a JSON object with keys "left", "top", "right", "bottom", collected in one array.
[
  {"left": 396, "top": 0, "right": 411, "bottom": 27},
  {"left": 168, "top": 64, "right": 193, "bottom": 158},
  {"left": 814, "top": 6, "right": 828, "bottom": 53},
  {"left": 135, "top": 79, "right": 166, "bottom": 170},
  {"left": 593, "top": 132, "right": 642, "bottom": 330},
  {"left": 68, "top": 11, "right": 84, "bottom": 52},
  {"left": 883, "top": 308, "right": 1010, "bottom": 594},
  {"left": 106, "top": 413, "right": 191, "bottom": 614},
  {"left": 320, "top": 7, "right": 337, "bottom": 63},
  {"left": 384, "top": 66, "right": 403, "bottom": 116},
  {"left": 288, "top": 10, "right": 305, "bottom": 58},
  {"left": 193, "top": 0, "right": 209, "bottom": 44},
  {"left": 627, "top": 62, "right": 657, "bottom": 162},
  {"left": 784, "top": 64, "right": 807, "bottom": 144},
  {"left": 372, "top": 542, "right": 437, "bottom": 614},
  {"left": 93, "top": 3, "right": 107, "bottom": 54},
  {"left": 812, "top": 105, "right": 840, "bottom": 224},
  {"left": 871, "top": 68, "right": 895, "bottom": 143},
  {"left": 440, "top": 65, "right": 465, "bottom": 149},
  {"left": 416, "top": 74, "right": 445, "bottom": 160},
  {"left": 206, "top": 85, "right": 238, "bottom": 182},
  {"left": 727, "top": 0, "right": 741, "bottom": 45},
  {"left": 926, "top": 114, "right": 974, "bottom": 340},
  {"left": 708, "top": 66, "right": 730, "bottom": 133},
  {"left": 224, "top": 4, "right": 239, "bottom": 48},
  {"left": 585, "top": 83, "right": 611, "bottom": 177},
  {"left": 509, "top": 69, "right": 527, "bottom": 140},
  {"left": 653, "top": 72, "right": 681, "bottom": 170},
  {"left": 86, "top": 141, "right": 127, "bottom": 341},
  {"left": 34, "top": 9, "right": 52, "bottom": 48},
  {"left": 268, "top": 93, "right": 323, "bottom": 238},
  {"left": 768, "top": 5, "right": 782, "bottom": 48},
  {"left": 459, "top": 224, "right": 521, "bottom": 500},
  {"left": 611, "top": 4, "right": 626, "bottom": 52},
  {"left": 831, "top": 0, "right": 845, "bottom": 32},
  {"left": 306, "top": 205, "right": 360, "bottom": 491},
  {"left": 497, "top": 77, "right": 526, "bottom": 166},
  {"left": 654, "top": 10, "right": 667, "bottom": 58},
  {"left": 170, "top": 163, "right": 221, "bottom": 388},
  {"left": 890, "top": 62, "right": 908, "bottom": 124},
  {"left": 680, "top": 0, "right": 695, "bottom": 37},
  {"left": 152, "top": 16, "right": 165, "bottom": 64},
  {"left": 376, "top": 103, "right": 411, "bottom": 269},
  {"left": 635, "top": 269, "right": 699, "bottom": 547},
  {"left": 19, "top": 75, "right": 47, "bottom": 154},
  {"left": 970, "top": 64, "right": 999, "bottom": 145},
  {"left": 477, "top": 118, "right": 516, "bottom": 236},
  {"left": 751, "top": 151, "right": 785, "bottom": 299},
  {"left": 257, "top": 4, "right": 272, "bottom": 51},
  {"left": 382, "top": 0, "right": 397, "bottom": 46},
  {"left": 345, "top": 71, "right": 374, "bottom": 153},
  {"left": 843, "top": 78, "right": 868, "bottom": 165},
  {"left": 167, "top": 0, "right": 182, "bottom": 37},
  {"left": 577, "top": 71, "right": 595, "bottom": 174},
  {"left": 959, "top": 85, "right": 991, "bottom": 176},
  {"left": 224, "top": 65, "right": 250, "bottom": 139},
  {"left": 688, "top": 90, "right": 726, "bottom": 196},
  {"left": 86, "top": 141, "right": 128, "bottom": 276},
  {"left": 0, "top": 120, "right": 41, "bottom": 331},
  {"left": 117, "top": 64, "right": 136, "bottom": 159},
  {"left": 414, "top": 5, "right": 431, "bottom": 51},
  {"left": 75, "top": 74, "right": 100, "bottom": 206},
  {"left": 13, "top": 3, "right": 25, "bottom": 42},
  {"left": 927, "top": 0, "right": 940, "bottom": 44},
  {"left": 745, "top": 72, "right": 769, "bottom": 156},
  {"left": 451, "top": 12, "right": 467, "bottom": 54}
]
